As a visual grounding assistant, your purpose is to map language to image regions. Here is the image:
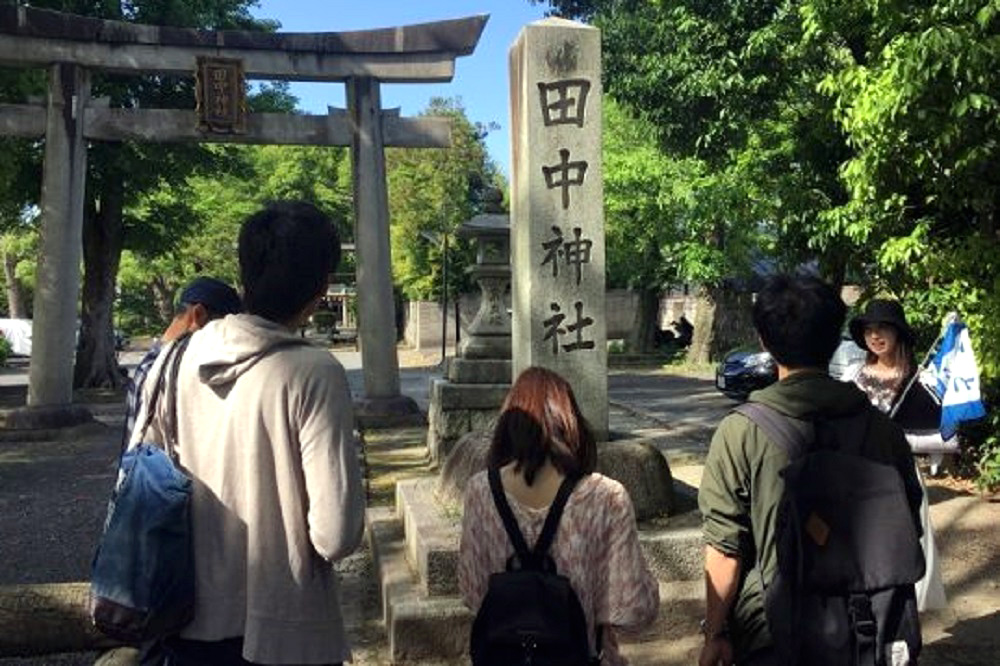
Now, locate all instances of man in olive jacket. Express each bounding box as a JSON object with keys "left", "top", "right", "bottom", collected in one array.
[{"left": 697, "top": 275, "right": 923, "bottom": 666}]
